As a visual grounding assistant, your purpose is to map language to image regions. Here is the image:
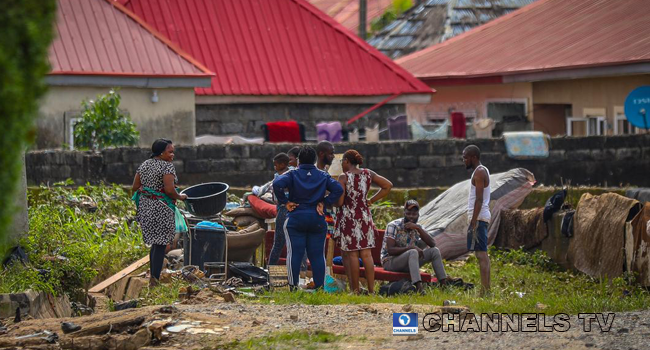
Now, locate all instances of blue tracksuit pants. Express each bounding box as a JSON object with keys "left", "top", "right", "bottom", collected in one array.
[
  {"left": 268, "top": 206, "right": 308, "bottom": 271},
  {"left": 284, "top": 211, "right": 327, "bottom": 288}
]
